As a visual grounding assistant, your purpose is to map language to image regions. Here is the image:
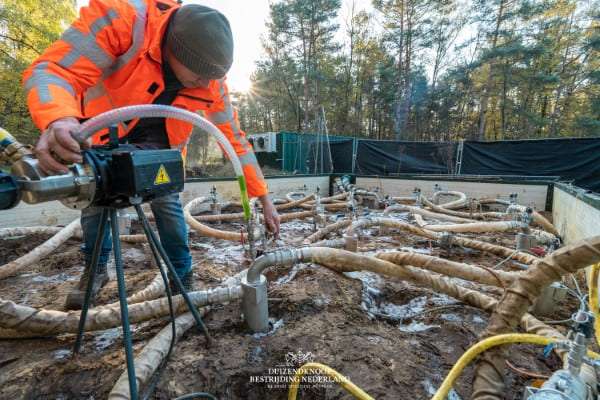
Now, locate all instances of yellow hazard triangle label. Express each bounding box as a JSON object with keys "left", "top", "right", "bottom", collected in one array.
[{"left": 154, "top": 164, "right": 171, "bottom": 185}]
